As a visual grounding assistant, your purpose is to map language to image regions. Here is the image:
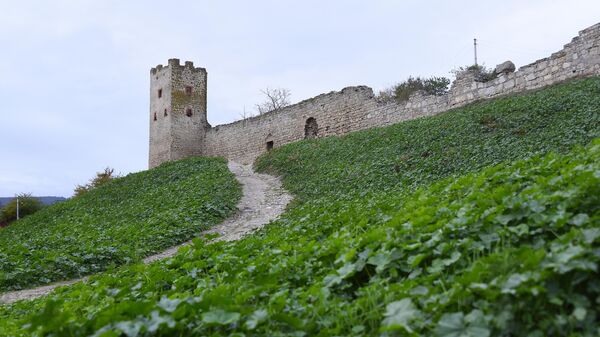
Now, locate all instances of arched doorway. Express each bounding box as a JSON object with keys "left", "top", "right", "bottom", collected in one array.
[{"left": 304, "top": 117, "right": 318, "bottom": 139}]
